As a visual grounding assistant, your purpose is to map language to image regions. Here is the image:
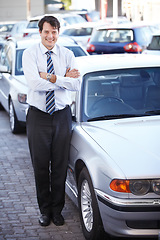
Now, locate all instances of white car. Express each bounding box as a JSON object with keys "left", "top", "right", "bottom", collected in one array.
[
  {"left": 0, "top": 21, "right": 28, "bottom": 39},
  {"left": 60, "top": 22, "right": 103, "bottom": 49},
  {"left": 0, "top": 36, "right": 88, "bottom": 133},
  {"left": 142, "top": 31, "right": 160, "bottom": 55},
  {"left": 23, "top": 13, "right": 87, "bottom": 37},
  {"left": 66, "top": 54, "right": 160, "bottom": 240}
]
